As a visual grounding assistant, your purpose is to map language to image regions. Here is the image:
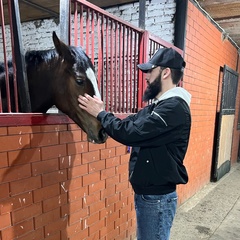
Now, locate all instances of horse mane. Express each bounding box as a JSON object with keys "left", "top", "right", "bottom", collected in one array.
[{"left": 25, "top": 49, "right": 58, "bottom": 68}]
